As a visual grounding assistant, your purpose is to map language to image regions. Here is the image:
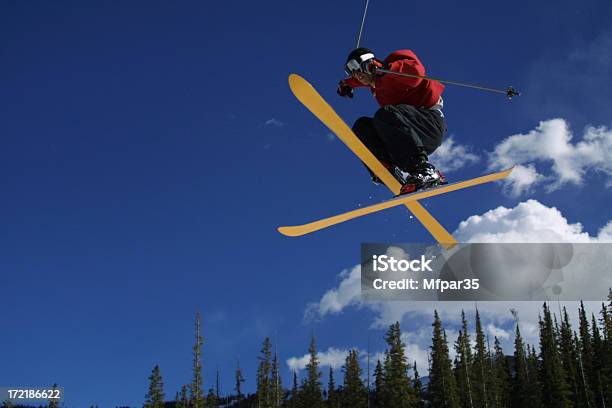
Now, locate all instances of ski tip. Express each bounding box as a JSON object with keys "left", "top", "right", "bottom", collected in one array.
[
  {"left": 288, "top": 73, "right": 309, "bottom": 92},
  {"left": 277, "top": 226, "right": 301, "bottom": 237}
]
